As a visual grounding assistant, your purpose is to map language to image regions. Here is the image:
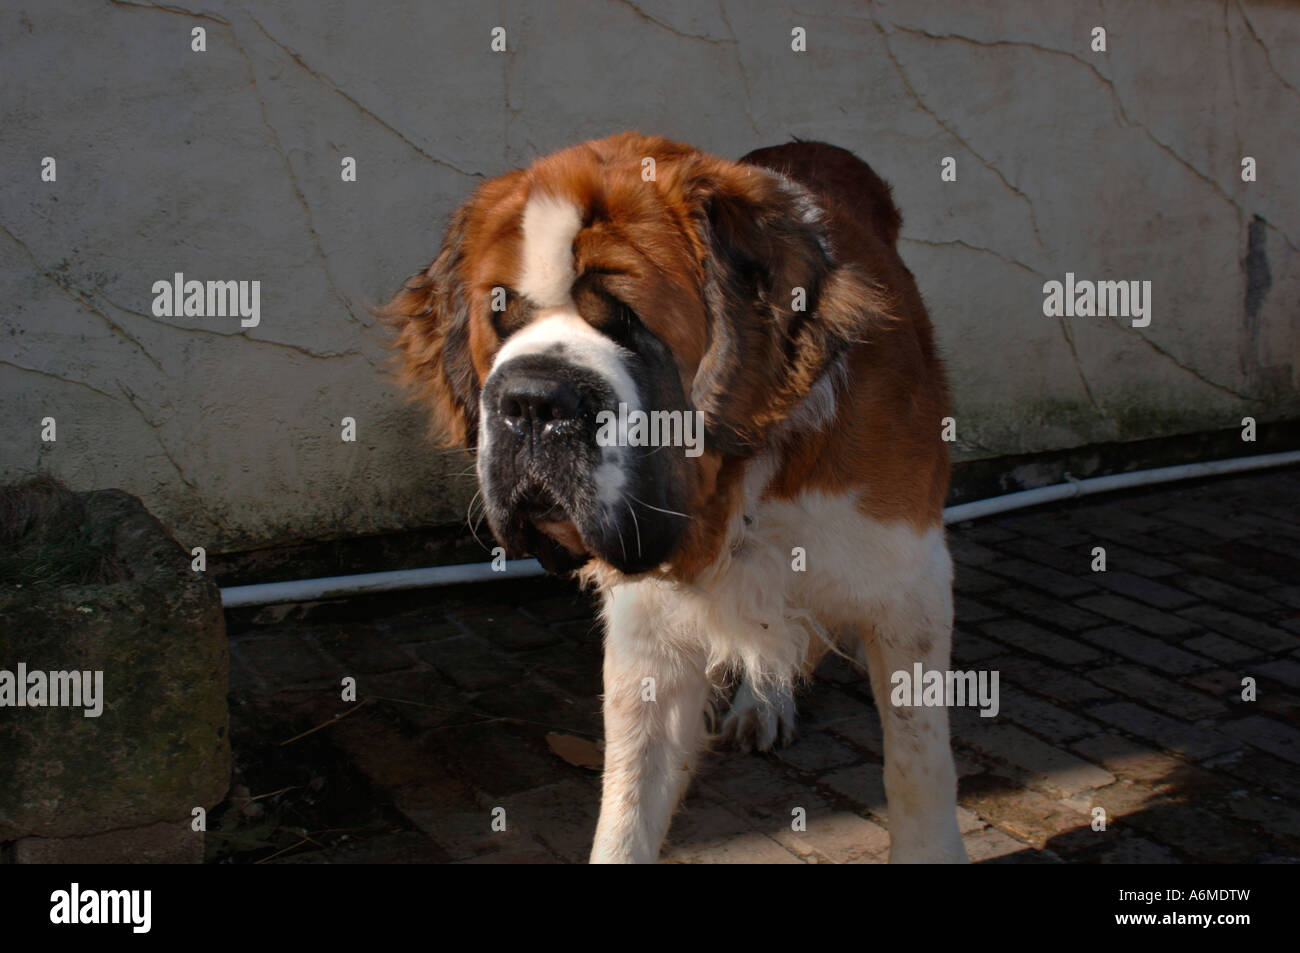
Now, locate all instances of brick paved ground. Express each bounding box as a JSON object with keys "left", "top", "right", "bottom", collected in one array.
[{"left": 215, "top": 467, "right": 1300, "bottom": 863}]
